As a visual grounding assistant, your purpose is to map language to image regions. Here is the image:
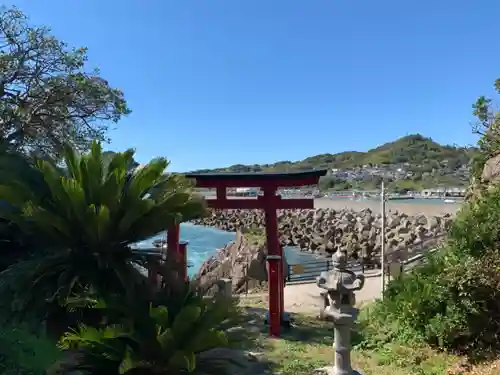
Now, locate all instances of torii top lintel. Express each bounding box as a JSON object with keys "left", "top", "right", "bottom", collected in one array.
[{"left": 184, "top": 169, "right": 328, "bottom": 189}]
